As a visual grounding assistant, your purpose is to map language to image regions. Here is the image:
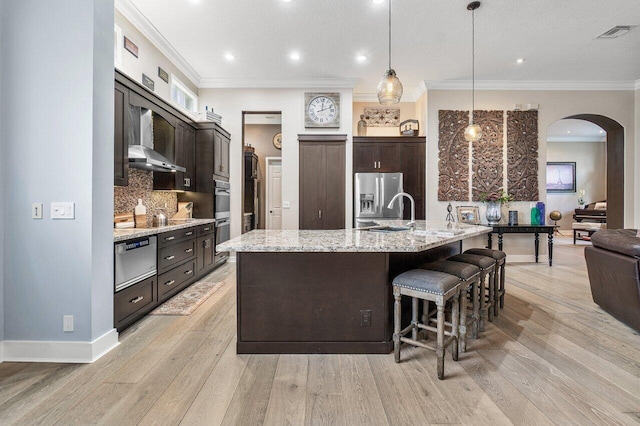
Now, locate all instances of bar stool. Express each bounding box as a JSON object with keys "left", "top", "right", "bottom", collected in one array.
[
  {"left": 421, "top": 260, "right": 481, "bottom": 351},
  {"left": 464, "top": 248, "right": 507, "bottom": 317},
  {"left": 448, "top": 253, "right": 496, "bottom": 331},
  {"left": 392, "top": 269, "right": 461, "bottom": 380}
]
